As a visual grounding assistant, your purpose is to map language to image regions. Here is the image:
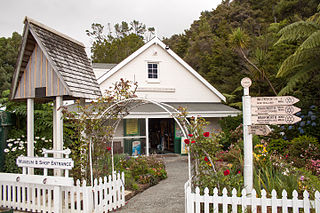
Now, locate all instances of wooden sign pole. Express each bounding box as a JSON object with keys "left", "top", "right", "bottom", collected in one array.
[{"left": 241, "top": 78, "right": 253, "bottom": 195}]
